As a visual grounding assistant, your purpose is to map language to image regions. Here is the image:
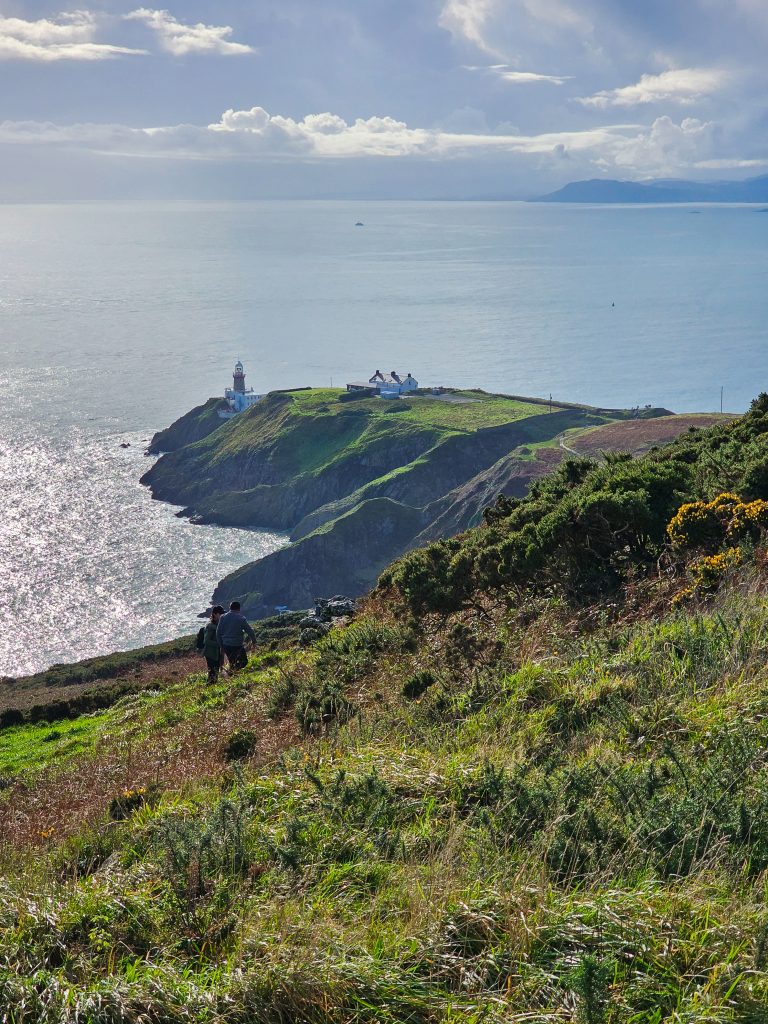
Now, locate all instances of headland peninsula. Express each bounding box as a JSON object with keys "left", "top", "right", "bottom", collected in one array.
[{"left": 143, "top": 383, "right": 725, "bottom": 619}]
